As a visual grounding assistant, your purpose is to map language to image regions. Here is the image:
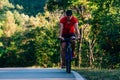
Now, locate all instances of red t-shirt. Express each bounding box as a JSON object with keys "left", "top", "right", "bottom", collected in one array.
[{"left": 60, "top": 16, "right": 78, "bottom": 35}]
